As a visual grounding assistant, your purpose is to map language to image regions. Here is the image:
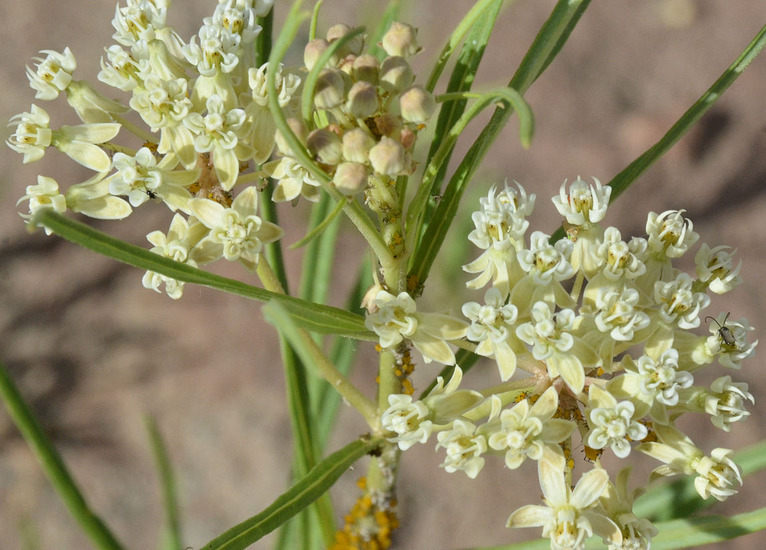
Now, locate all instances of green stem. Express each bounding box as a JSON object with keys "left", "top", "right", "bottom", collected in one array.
[
  {"left": 0, "top": 360, "right": 125, "bottom": 550},
  {"left": 258, "top": 262, "right": 379, "bottom": 429}
]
